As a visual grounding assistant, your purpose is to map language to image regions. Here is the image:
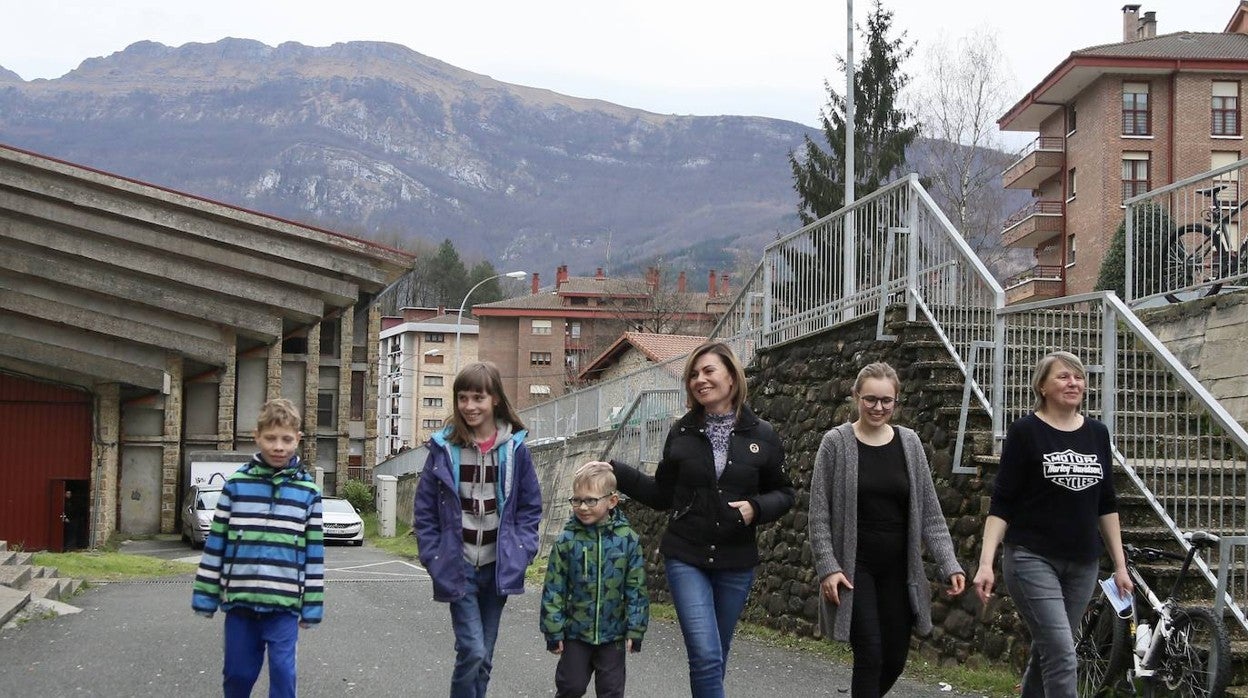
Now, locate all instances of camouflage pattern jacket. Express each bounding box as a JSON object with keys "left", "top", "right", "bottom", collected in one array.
[{"left": 540, "top": 508, "right": 649, "bottom": 651}]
